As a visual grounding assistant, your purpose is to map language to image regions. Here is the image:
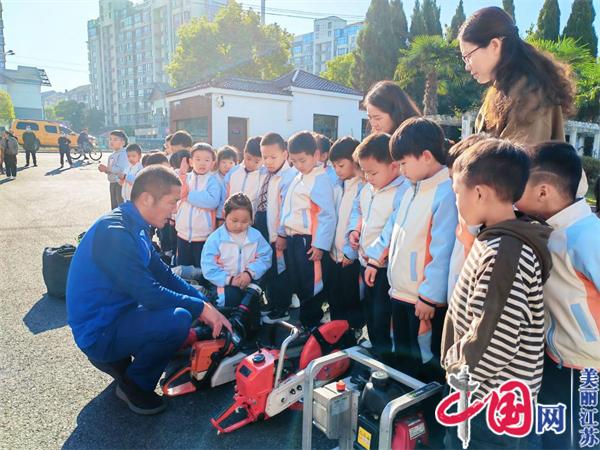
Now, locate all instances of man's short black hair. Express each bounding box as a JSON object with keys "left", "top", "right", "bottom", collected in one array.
[
  {"left": 165, "top": 134, "right": 173, "bottom": 143},
  {"left": 110, "top": 129, "right": 128, "bottom": 146},
  {"left": 260, "top": 132, "right": 286, "bottom": 149},
  {"left": 390, "top": 117, "right": 446, "bottom": 164},
  {"left": 528, "top": 141, "right": 582, "bottom": 200},
  {"left": 131, "top": 165, "right": 181, "bottom": 202},
  {"left": 142, "top": 151, "right": 169, "bottom": 167},
  {"left": 453, "top": 138, "right": 530, "bottom": 203},
  {"left": 288, "top": 131, "right": 317, "bottom": 155},
  {"left": 217, "top": 145, "right": 239, "bottom": 163},
  {"left": 170, "top": 130, "right": 193, "bottom": 148},
  {"left": 330, "top": 136, "right": 360, "bottom": 163},
  {"left": 353, "top": 133, "right": 392, "bottom": 164},
  {"left": 126, "top": 143, "right": 142, "bottom": 155},
  {"left": 244, "top": 136, "right": 263, "bottom": 157},
  {"left": 314, "top": 133, "right": 332, "bottom": 154}
]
